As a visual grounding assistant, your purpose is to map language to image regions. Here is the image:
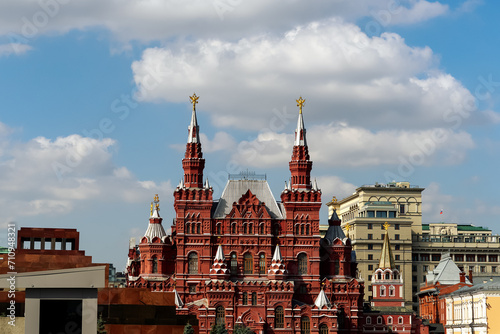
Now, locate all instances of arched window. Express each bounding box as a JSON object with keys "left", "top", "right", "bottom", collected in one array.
[
  {"left": 295, "top": 225, "right": 300, "bottom": 235},
  {"left": 334, "top": 259, "right": 339, "bottom": 275},
  {"left": 244, "top": 253, "right": 253, "bottom": 274},
  {"left": 231, "top": 253, "right": 238, "bottom": 274},
  {"left": 242, "top": 292, "right": 248, "bottom": 305},
  {"left": 216, "top": 223, "right": 221, "bottom": 235},
  {"left": 301, "top": 225, "right": 305, "bottom": 235},
  {"left": 366, "top": 316, "right": 371, "bottom": 324},
  {"left": 378, "top": 273, "right": 382, "bottom": 280},
  {"left": 197, "top": 223, "right": 201, "bottom": 234},
  {"left": 398, "top": 316, "right": 404, "bottom": 324},
  {"left": 244, "top": 224, "right": 248, "bottom": 234},
  {"left": 249, "top": 224, "right": 253, "bottom": 234},
  {"left": 232, "top": 223, "right": 237, "bottom": 234},
  {"left": 377, "top": 316, "right": 382, "bottom": 324},
  {"left": 275, "top": 306, "right": 284, "bottom": 328},
  {"left": 298, "top": 253, "right": 307, "bottom": 275},
  {"left": 188, "top": 252, "right": 198, "bottom": 274},
  {"left": 259, "top": 254, "right": 266, "bottom": 274},
  {"left": 387, "top": 316, "right": 393, "bottom": 324},
  {"left": 319, "top": 324, "right": 328, "bottom": 334},
  {"left": 380, "top": 286, "right": 386, "bottom": 296},
  {"left": 252, "top": 292, "right": 257, "bottom": 305},
  {"left": 260, "top": 223, "right": 264, "bottom": 234},
  {"left": 385, "top": 272, "right": 390, "bottom": 280},
  {"left": 186, "top": 223, "right": 190, "bottom": 234},
  {"left": 301, "top": 316, "right": 310, "bottom": 334},
  {"left": 216, "top": 306, "right": 225, "bottom": 325},
  {"left": 306, "top": 225, "right": 310, "bottom": 235},
  {"left": 389, "top": 285, "right": 395, "bottom": 296},
  {"left": 152, "top": 256, "right": 158, "bottom": 274}
]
